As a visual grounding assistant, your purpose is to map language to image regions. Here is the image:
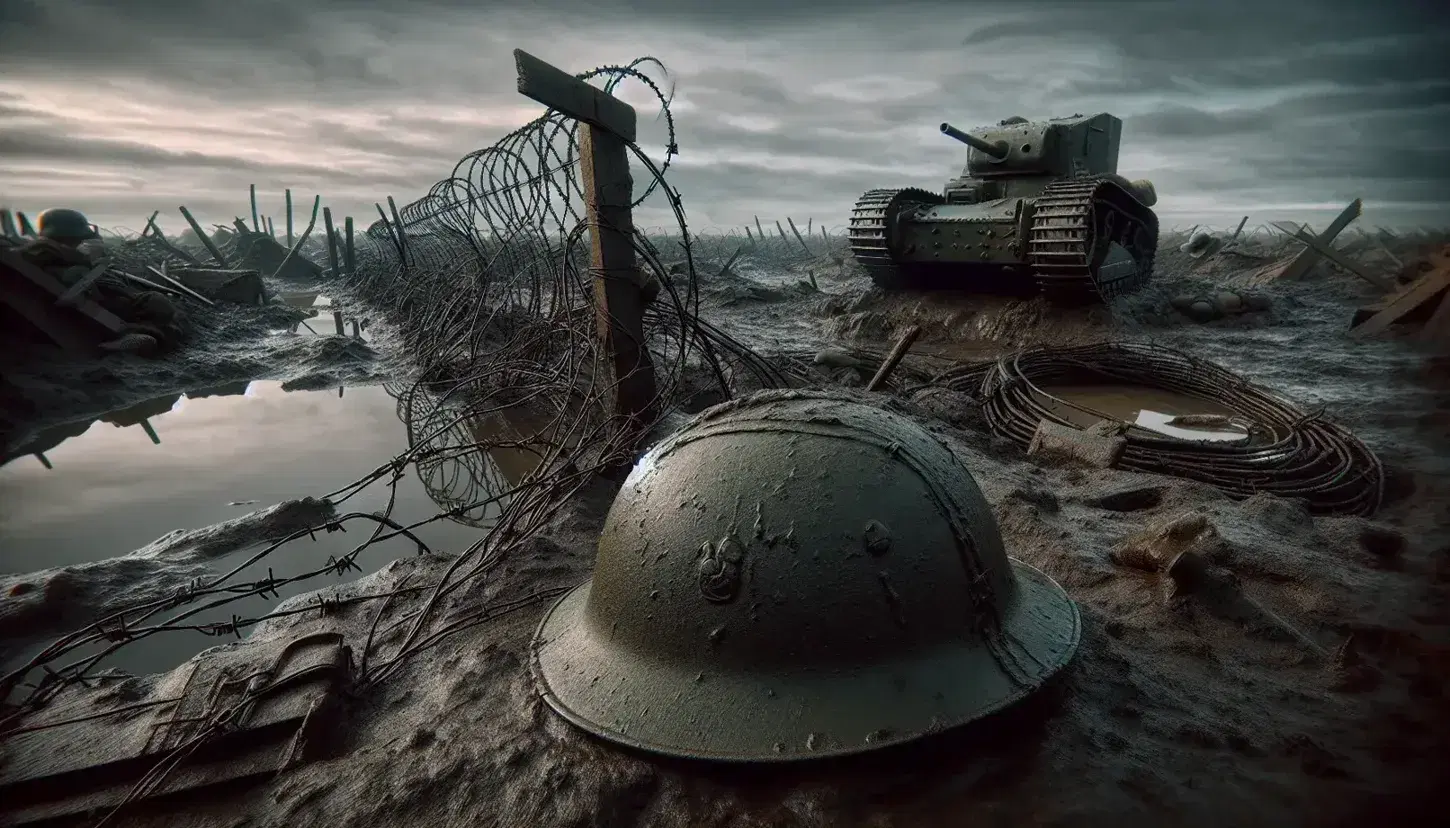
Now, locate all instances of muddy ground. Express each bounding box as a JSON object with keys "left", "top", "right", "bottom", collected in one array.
[{"left": 14, "top": 227, "right": 1445, "bottom": 828}]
